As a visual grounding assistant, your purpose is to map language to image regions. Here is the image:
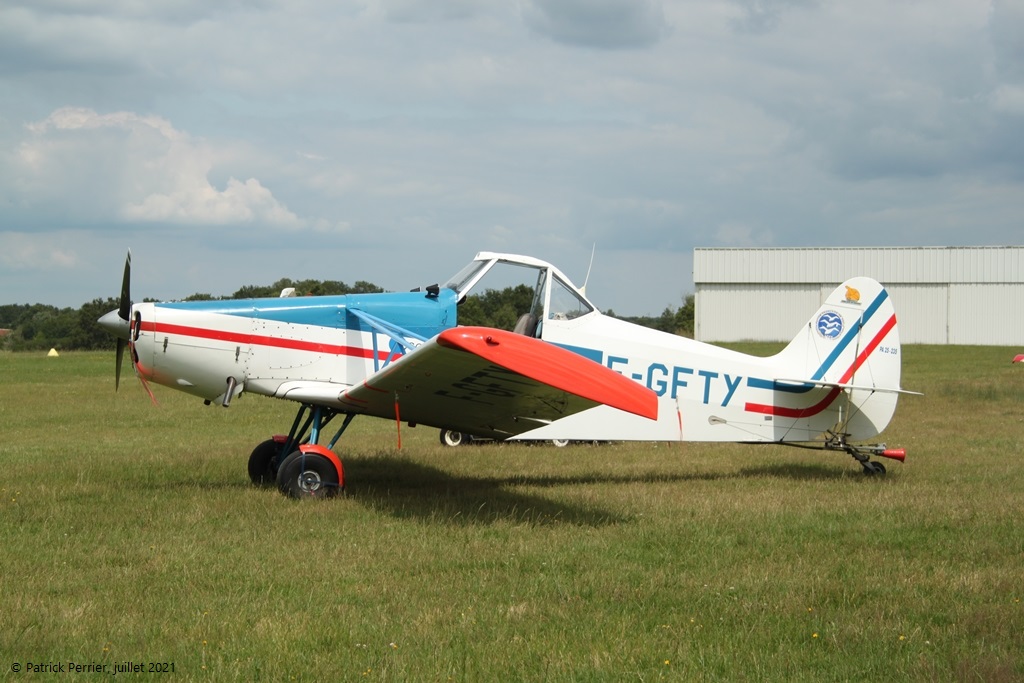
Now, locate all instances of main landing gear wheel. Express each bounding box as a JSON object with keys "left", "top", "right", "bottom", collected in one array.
[
  {"left": 247, "top": 438, "right": 285, "bottom": 487},
  {"left": 439, "top": 429, "right": 470, "bottom": 447},
  {"left": 276, "top": 451, "right": 341, "bottom": 499}
]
